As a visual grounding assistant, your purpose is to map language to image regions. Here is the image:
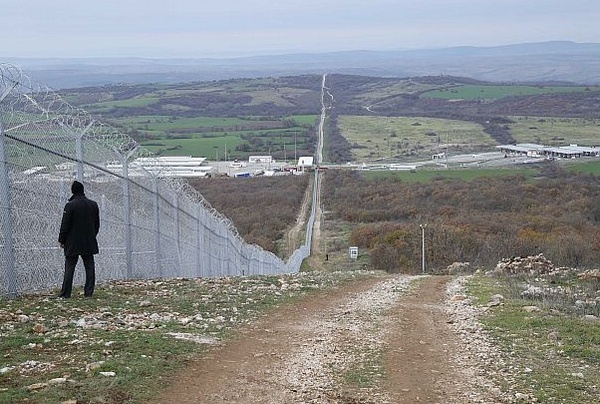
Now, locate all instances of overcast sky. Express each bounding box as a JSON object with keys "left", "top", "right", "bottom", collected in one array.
[{"left": 2, "top": 0, "right": 599, "bottom": 58}]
